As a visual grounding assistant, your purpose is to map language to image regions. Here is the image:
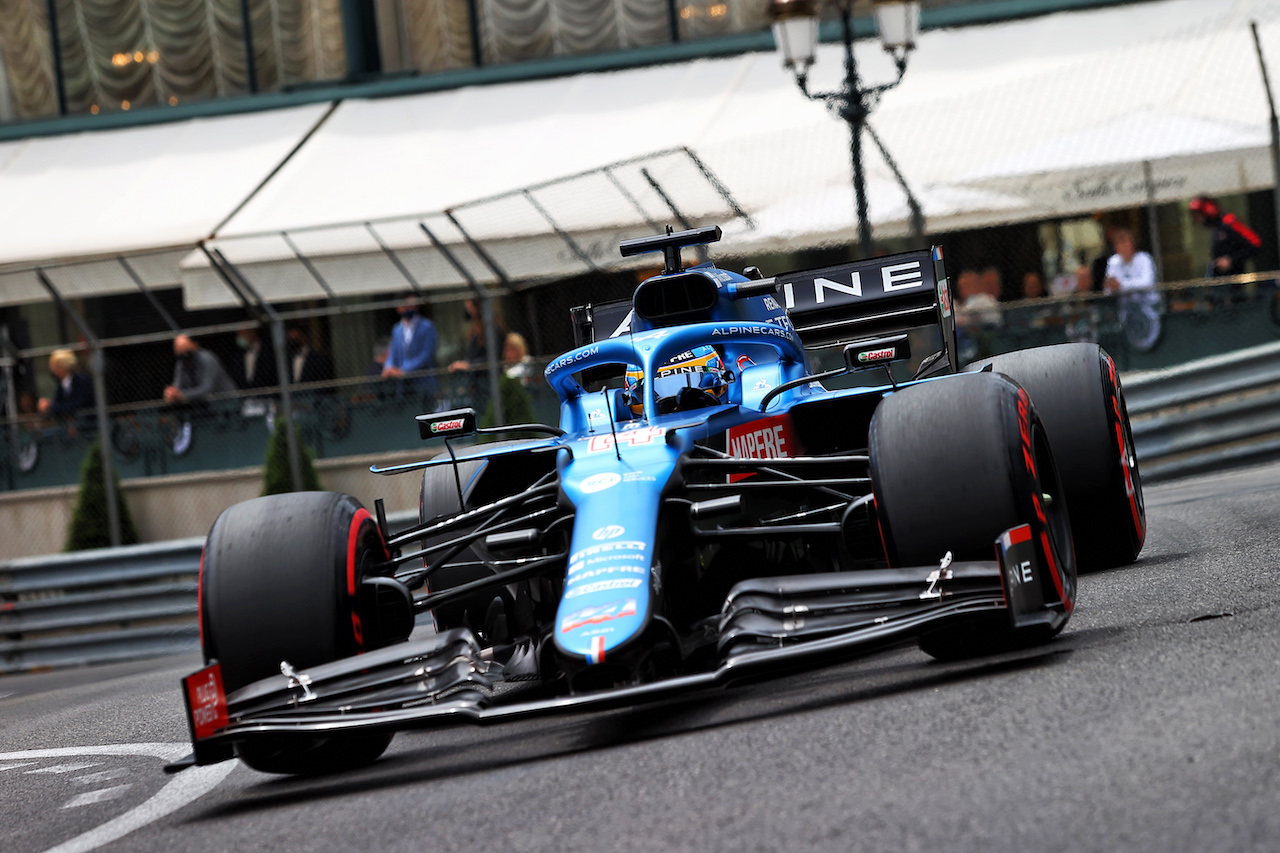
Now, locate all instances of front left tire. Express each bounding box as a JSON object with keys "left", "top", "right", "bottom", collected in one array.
[{"left": 200, "top": 491, "right": 394, "bottom": 774}]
